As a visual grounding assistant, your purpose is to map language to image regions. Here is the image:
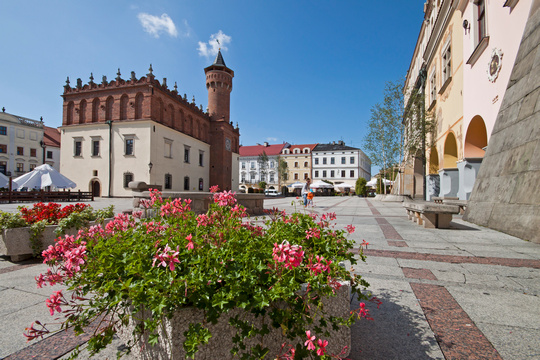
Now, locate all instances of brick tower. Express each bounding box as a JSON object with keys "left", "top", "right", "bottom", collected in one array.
[{"left": 205, "top": 51, "right": 239, "bottom": 191}]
